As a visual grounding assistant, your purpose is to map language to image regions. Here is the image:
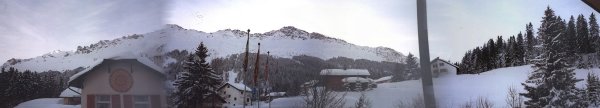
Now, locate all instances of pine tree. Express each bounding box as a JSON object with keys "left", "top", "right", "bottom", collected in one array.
[
  {"left": 589, "top": 13, "right": 600, "bottom": 52},
  {"left": 577, "top": 14, "right": 593, "bottom": 54},
  {"left": 525, "top": 23, "right": 537, "bottom": 63},
  {"left": 474, "top": 47, "right": 483, "bottom": 73},
  {"left": 521, "top": 7, "right": 581, "bottom": 107},
  {"left": 405, "top": 53, "right": 419, "bottom": 79},
  {"left": 459, "top": 50, "right": 473, "bottom": 74},
  {"left": 393, "top": 53, "right": 418, "bottom": 81},
  {"left": 487, "top": 39, "right": 496, "bottom": 70},
  {"left": 516, "top": 32, "right": 526, "bottom": 65},
  {"left": 565, "top": 16, "right": 578, "bottom": 62},
  {"left": 391, "top": 63, "right": 406, "bottom": 82},
  {"left": 497, "top": 36, "right": 507, "bottom": 67},
  {"left": 505, "top": 36, "right": 515, "bottom": 67},
  {"left": 173, "top": 42, "right": 223, "bottom": 108},
  {"left": 586, "top": 72, "right": 600, "bottom": 106}
]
